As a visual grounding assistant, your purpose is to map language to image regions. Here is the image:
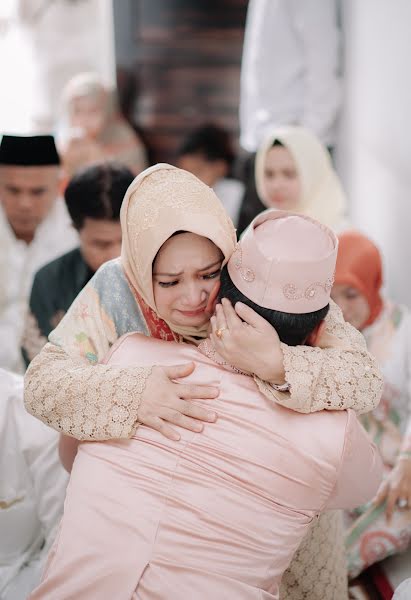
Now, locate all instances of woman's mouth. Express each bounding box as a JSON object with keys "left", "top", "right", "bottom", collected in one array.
[{"left": 178, "top": 307, "right": 206, "bottom": 317}]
